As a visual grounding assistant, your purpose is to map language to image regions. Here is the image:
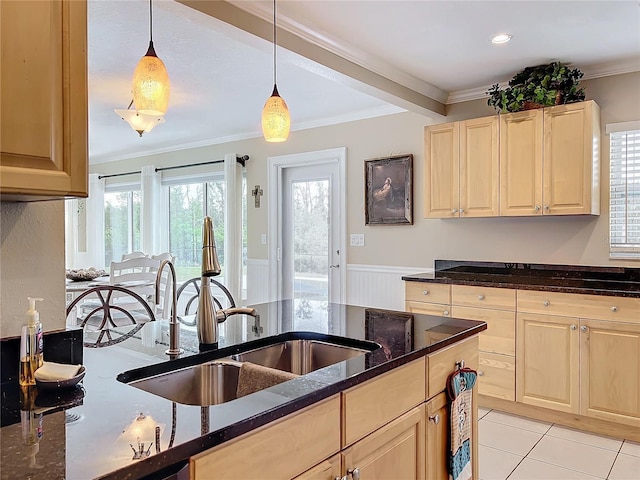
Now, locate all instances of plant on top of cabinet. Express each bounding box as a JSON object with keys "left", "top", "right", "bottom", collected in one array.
[{"left": 487, "top": 62, "right": 586, "bottom": 113}]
